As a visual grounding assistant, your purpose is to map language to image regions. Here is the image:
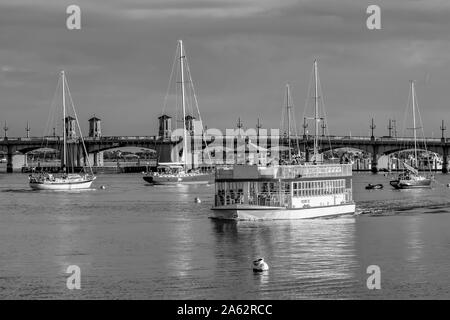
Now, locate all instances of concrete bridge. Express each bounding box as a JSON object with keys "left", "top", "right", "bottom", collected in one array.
[
  {"left": 1, "top": 134, "right": 449, "bottom": 173},
  {"left": 295, "top": 135, "right": 450, "bottom": 173},
  {"left": 0, "top": 136, "right": 178, "bottom": 173}
]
